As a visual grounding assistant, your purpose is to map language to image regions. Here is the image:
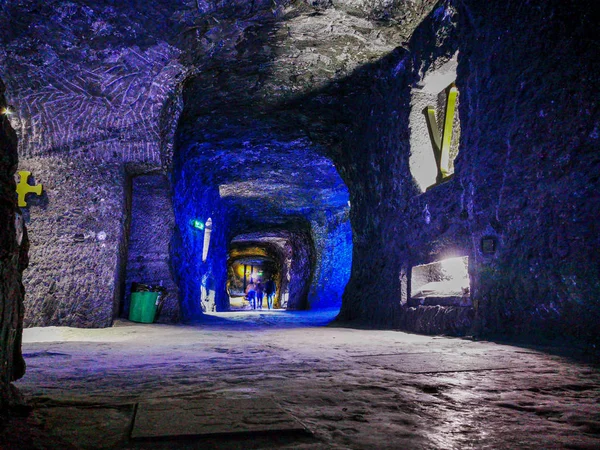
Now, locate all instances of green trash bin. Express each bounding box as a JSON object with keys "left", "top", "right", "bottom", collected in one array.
[{"left": 129, "top": 291, "right": 160, "bottom": 323}]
